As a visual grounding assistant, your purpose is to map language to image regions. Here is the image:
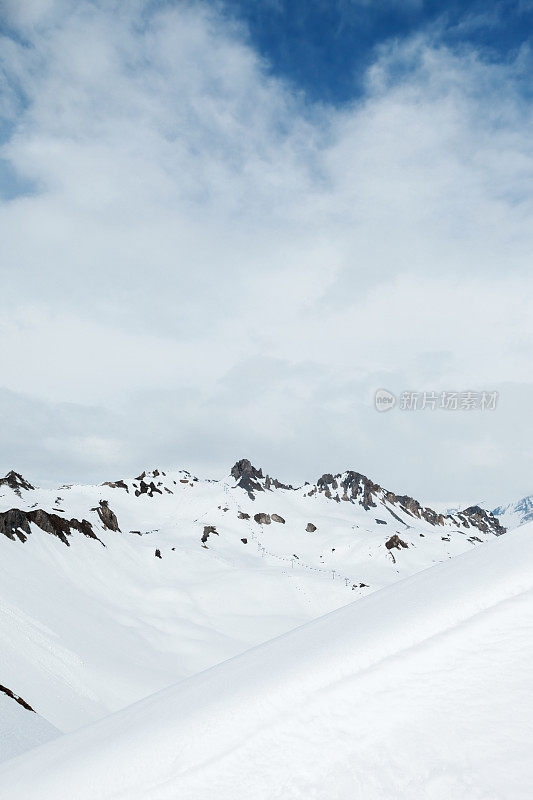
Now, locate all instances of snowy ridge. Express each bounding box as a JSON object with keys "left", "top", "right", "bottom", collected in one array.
[{"left": 0, "top": 523, "right": 532, "bottom": 799}]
